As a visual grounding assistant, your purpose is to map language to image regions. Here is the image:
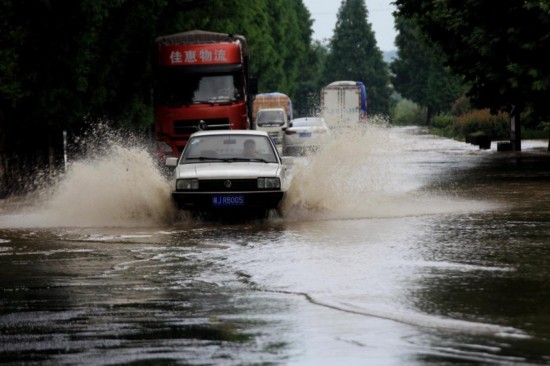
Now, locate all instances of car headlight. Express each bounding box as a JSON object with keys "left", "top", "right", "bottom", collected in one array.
[
  {"left": 257, "top": 177, "right": 280, "bottom": 189},
  {"left": 176, "top": 178, "right": 199, "bottom": 190}
]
